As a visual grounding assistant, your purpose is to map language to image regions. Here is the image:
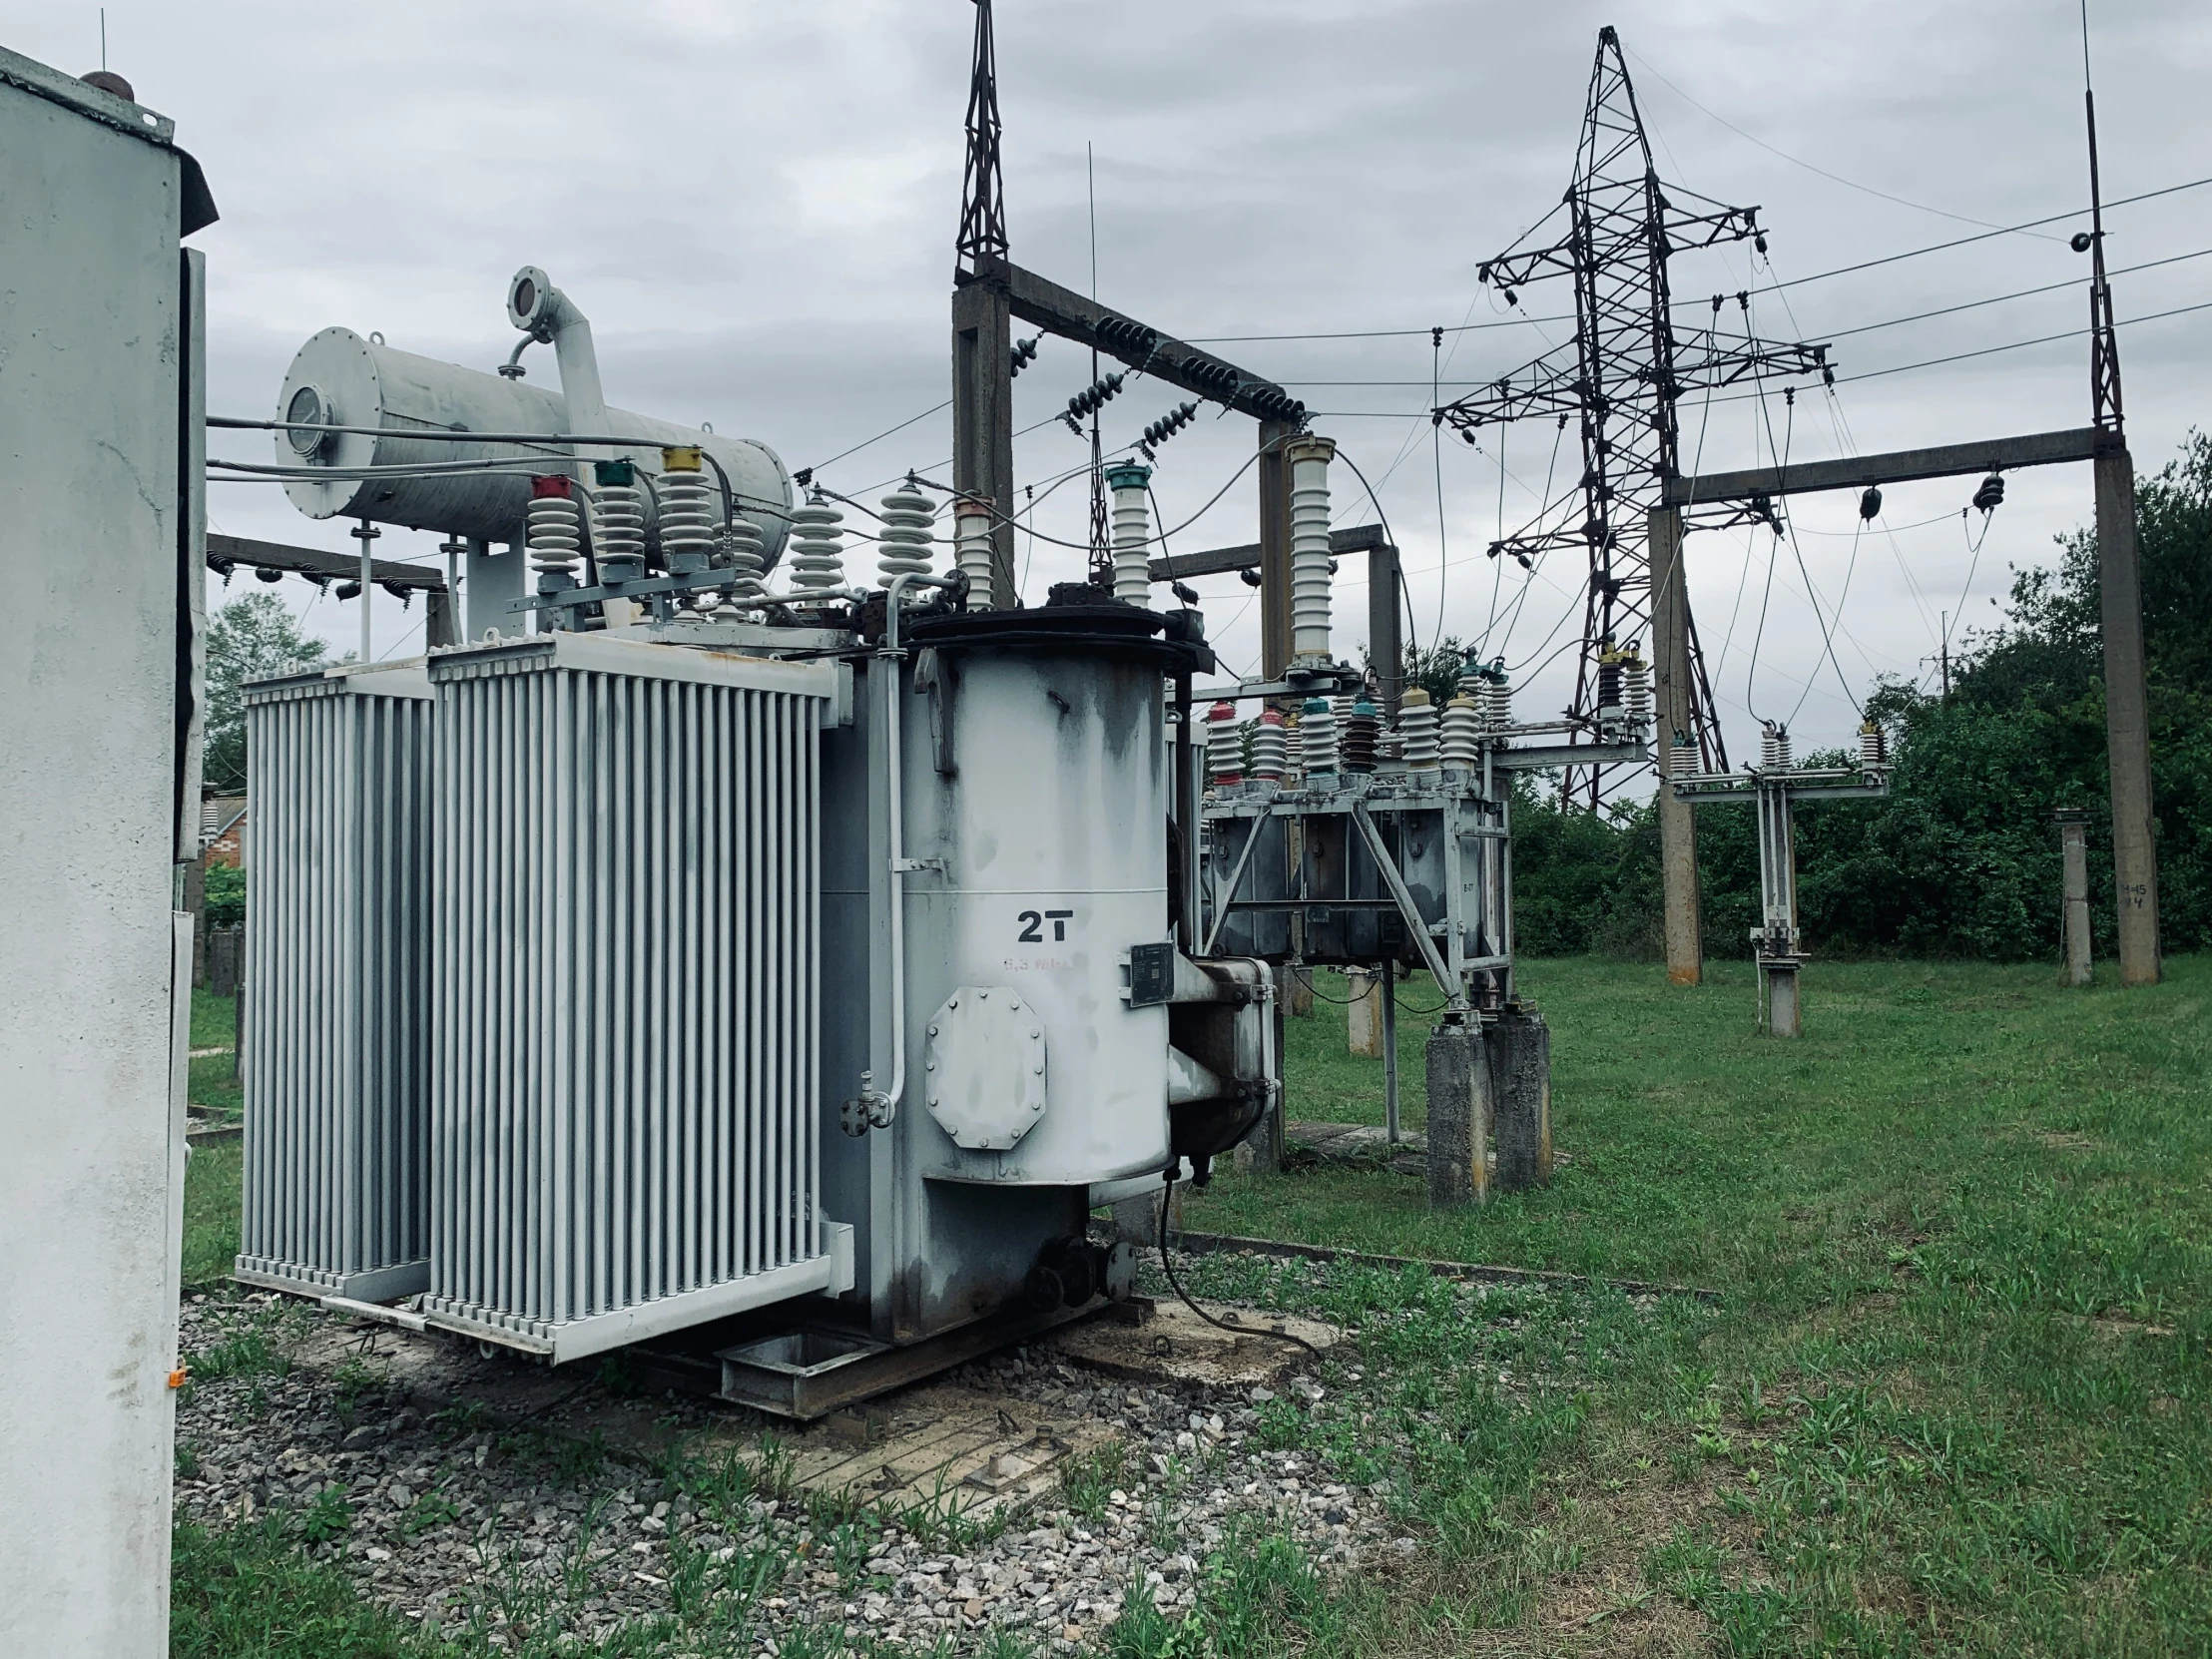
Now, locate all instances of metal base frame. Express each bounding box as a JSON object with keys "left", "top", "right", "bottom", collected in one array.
[
  {"left": 234, "top": 1256, "right": 430, "bottom": 1304},
  {"left": 634, "top": 1297, "right": 1112, "bottom": 1420}
]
